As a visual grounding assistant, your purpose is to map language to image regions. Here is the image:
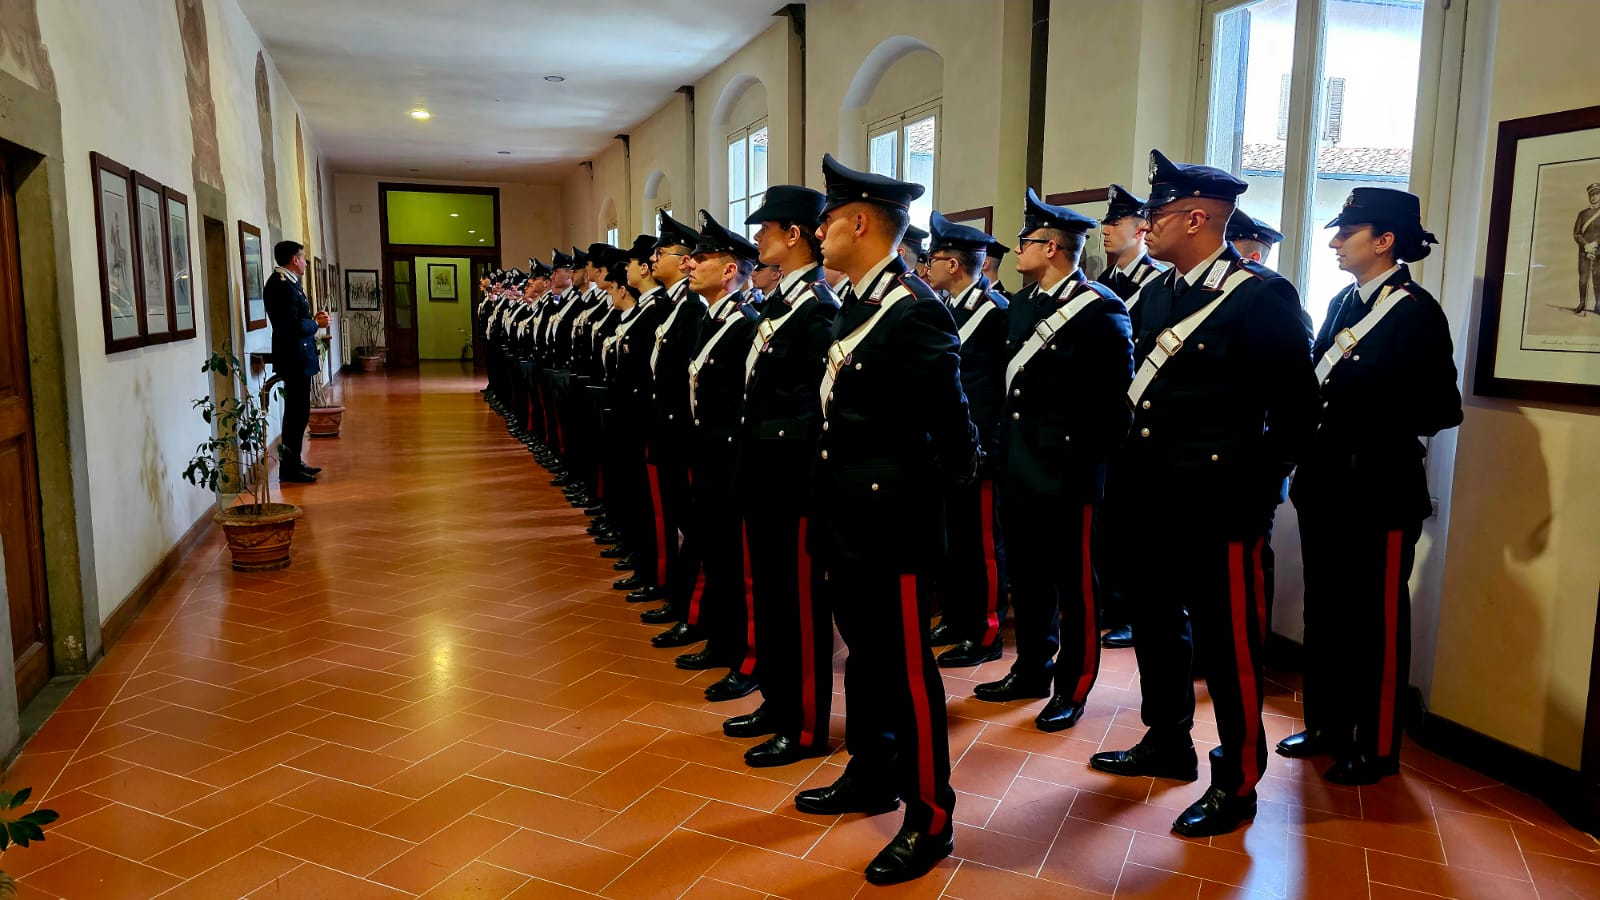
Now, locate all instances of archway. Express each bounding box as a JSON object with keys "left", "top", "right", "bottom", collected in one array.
[
  {"left": 642, "top": 169, "right": 673, "bottom": 233},
  {"left": 837, "top": 36, "right": 942, "bottom": 170},
  {"left": 710, "top": 76, "right": 768, "bottom": 228},
  {"left": 596, "top": 196, "right": 619, "bottom": 246},
  {"left": 838, "top": 37, "right": 944, "bottom": 230}
]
